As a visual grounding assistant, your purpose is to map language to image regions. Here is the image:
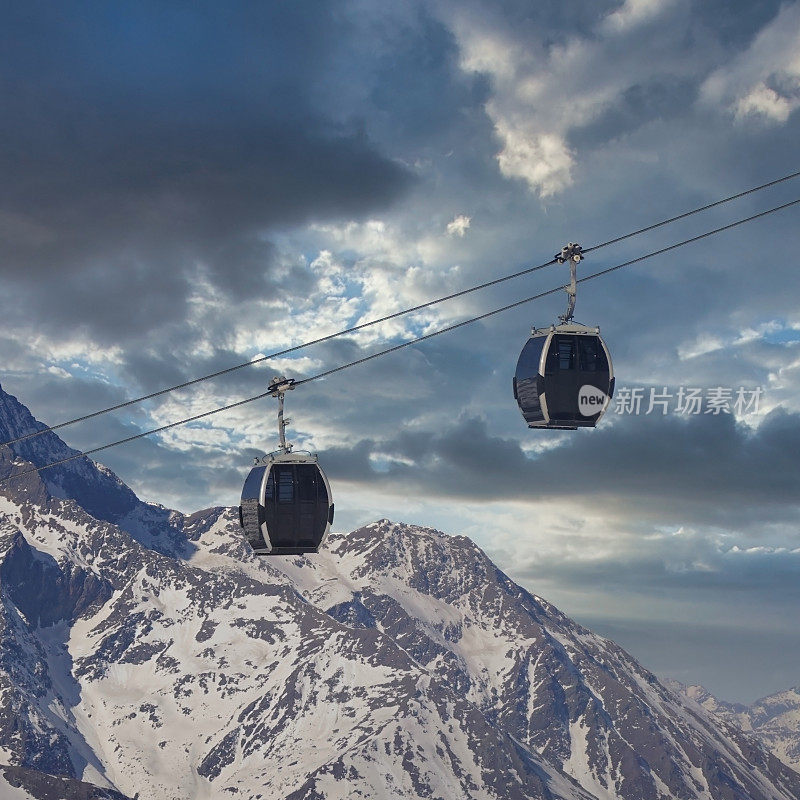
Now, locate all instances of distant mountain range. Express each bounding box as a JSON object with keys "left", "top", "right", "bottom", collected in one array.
[
  {"left": 0, "top": 381, "right": 798, "bottom": 800},
  {"left": 669, "top": 682, "right": 800, "bottom": 774}
]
